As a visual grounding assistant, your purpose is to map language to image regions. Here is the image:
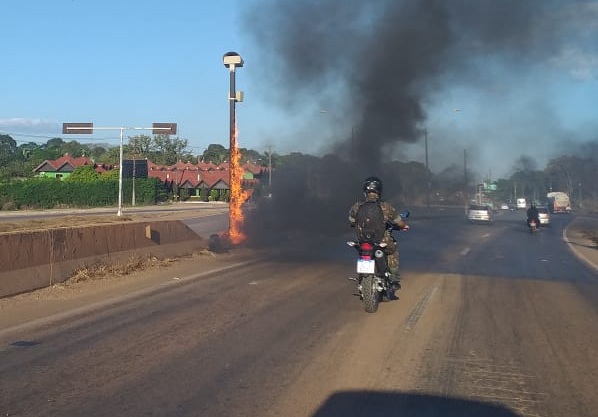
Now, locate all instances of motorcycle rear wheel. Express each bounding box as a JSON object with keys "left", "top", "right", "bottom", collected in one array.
[{"left": 361, "top": 274, "right": 380, "bottom": 313}]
